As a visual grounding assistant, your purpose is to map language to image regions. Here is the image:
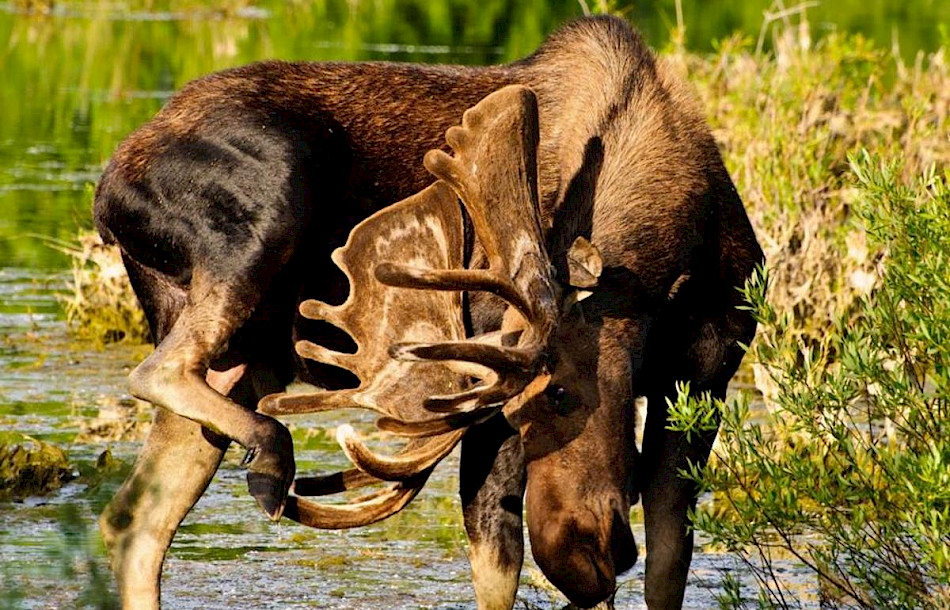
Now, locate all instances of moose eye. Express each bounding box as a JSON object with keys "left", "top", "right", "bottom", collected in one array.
[{"left": 546, "top": 385, "right": 572, "bottom": 416}]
